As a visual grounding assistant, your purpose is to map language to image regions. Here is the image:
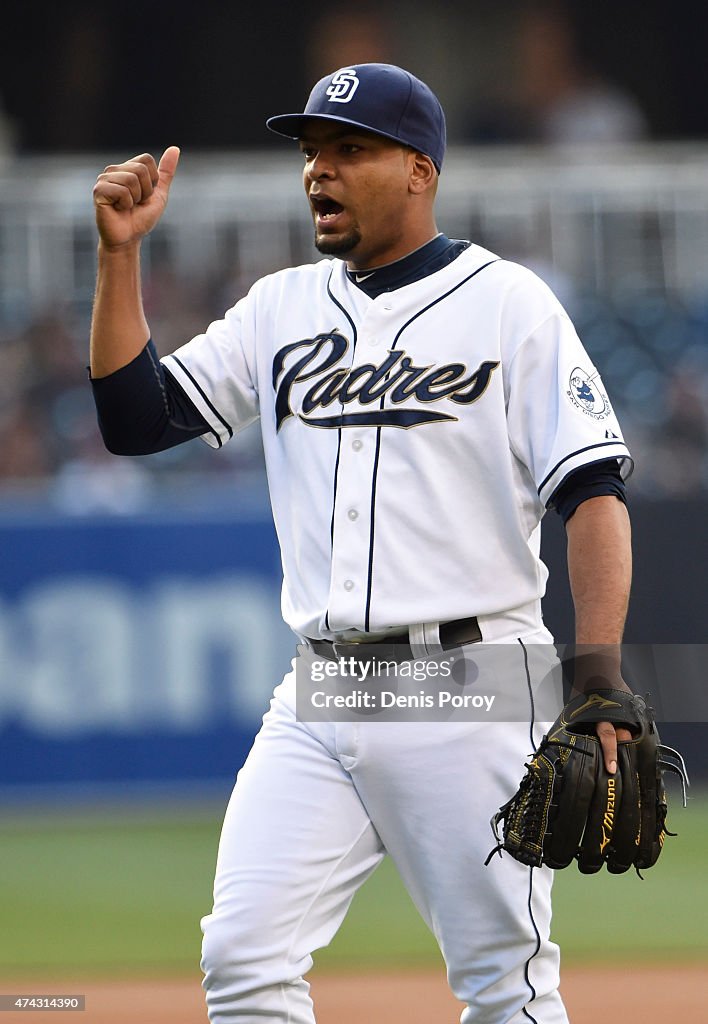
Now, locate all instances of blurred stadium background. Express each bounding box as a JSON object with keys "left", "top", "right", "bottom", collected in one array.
[{"left": 0, "top": 0, "right": 706, "bottom": 1003}]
